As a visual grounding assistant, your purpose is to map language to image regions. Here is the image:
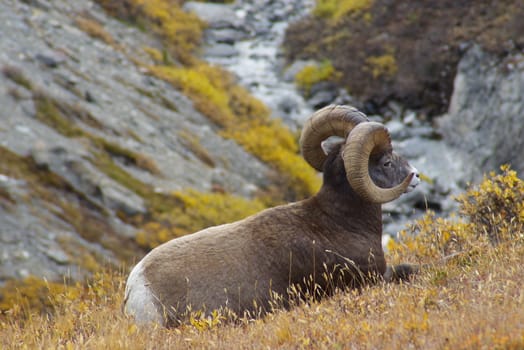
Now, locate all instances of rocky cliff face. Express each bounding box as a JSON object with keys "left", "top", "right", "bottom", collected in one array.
[
  {"left": 0, "top": 0, "right": 270, "bottom": 282},
  {"left": 438, "top": 45, "right": 524, "bottom": 179}
]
